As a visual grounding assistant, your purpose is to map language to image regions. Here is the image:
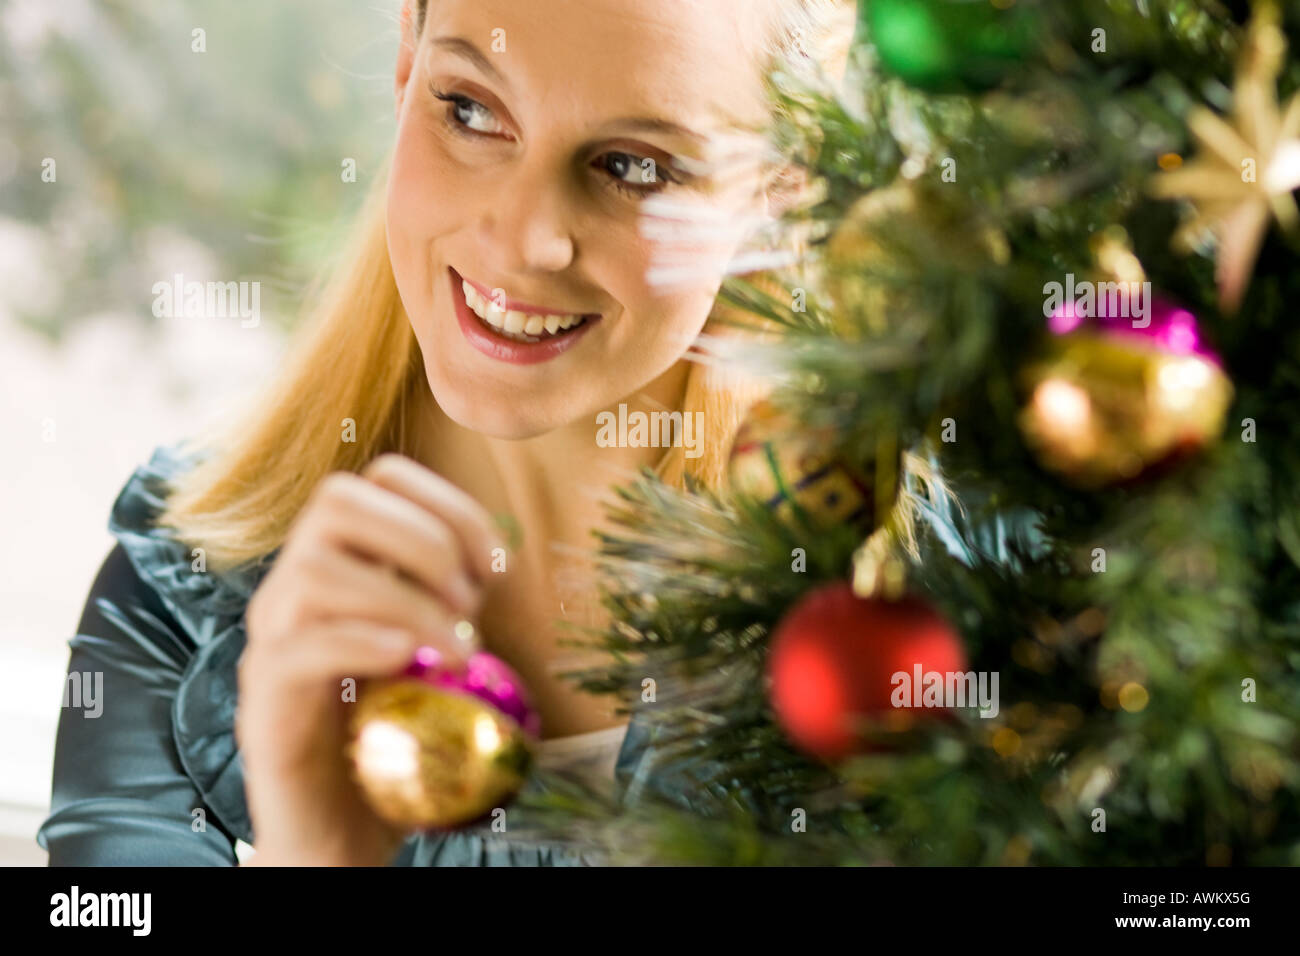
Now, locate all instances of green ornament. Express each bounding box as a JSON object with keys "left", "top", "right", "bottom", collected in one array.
[{"left": 861, "top": 0, "right": 1037, "bottom": 92}]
